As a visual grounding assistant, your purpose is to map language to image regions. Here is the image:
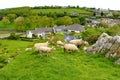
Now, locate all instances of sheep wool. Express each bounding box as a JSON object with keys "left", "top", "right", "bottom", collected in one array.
[
  {"left": 69, "top": 39, "right": 84, "bottom": 47},
  {"left": 34, "top": 41, "right": 49, "bottom": 52},
  {"left": 64, "top": 44, "right": 79, "bottom": 52},
  {"left": 38, "top": 46, "right": 55, "bottom": 56},
  {"left": 56, "top": 41, "right": 64, "bottom": 46}
]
